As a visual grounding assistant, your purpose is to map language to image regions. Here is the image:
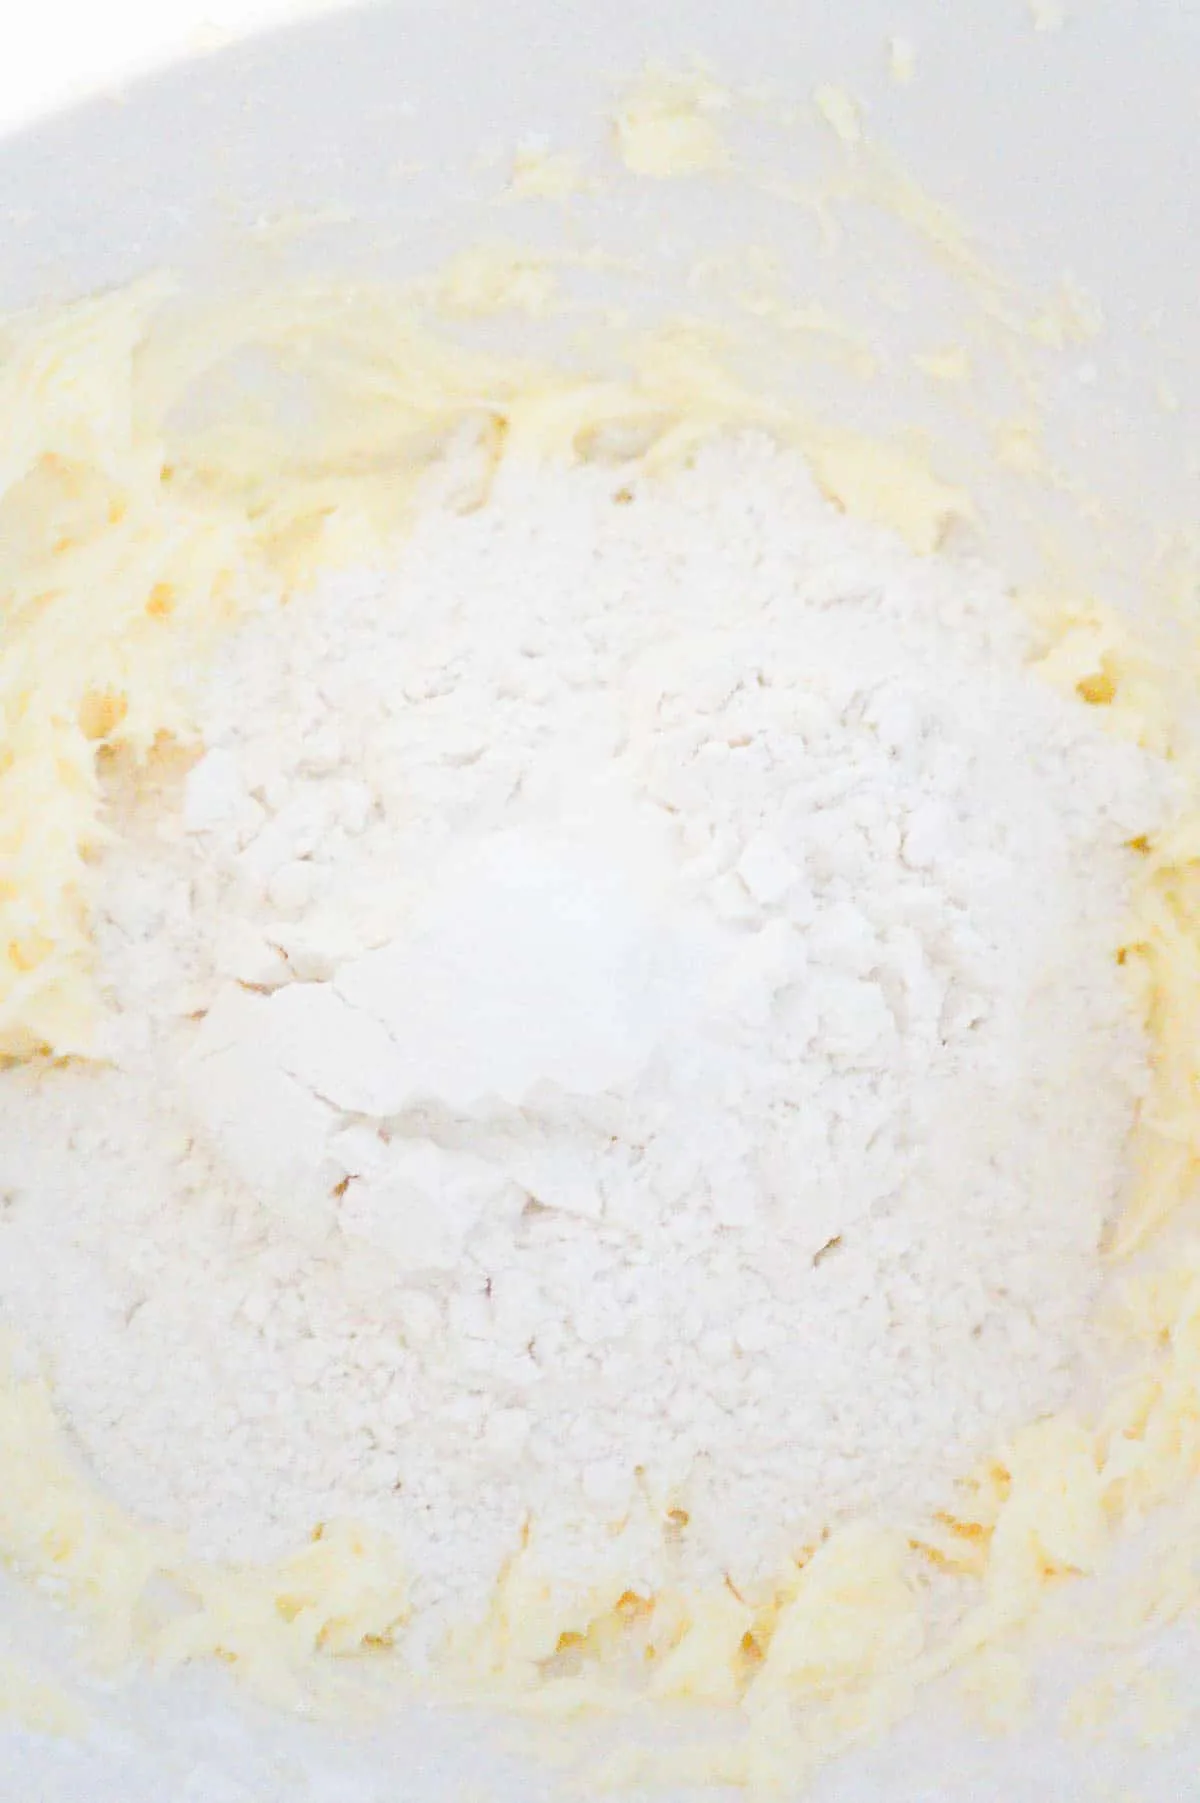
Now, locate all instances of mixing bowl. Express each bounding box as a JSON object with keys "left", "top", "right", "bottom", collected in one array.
[{"left": 1, "top": 3, "right": 1197, "bottom": 1797}]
